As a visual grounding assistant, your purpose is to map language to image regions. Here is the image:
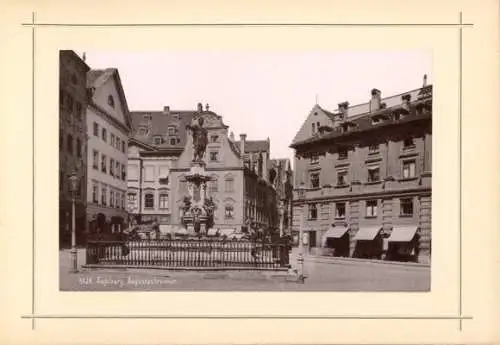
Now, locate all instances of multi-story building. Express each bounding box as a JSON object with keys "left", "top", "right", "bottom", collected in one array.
[
  {"left": 127, "top": 106, "right": 195, "bottom": 227},
  {"left": 128, "top": 103, "right": 280, "bottom": 236},
  {"left": 86, "top": 68, "right": 132, "bottom": 235},
  {"left": 59, "top": 50, "right": 90, "bottom": 248},
  {"left": 290, "top": 77, "right": 432, "bottom": 263}
]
